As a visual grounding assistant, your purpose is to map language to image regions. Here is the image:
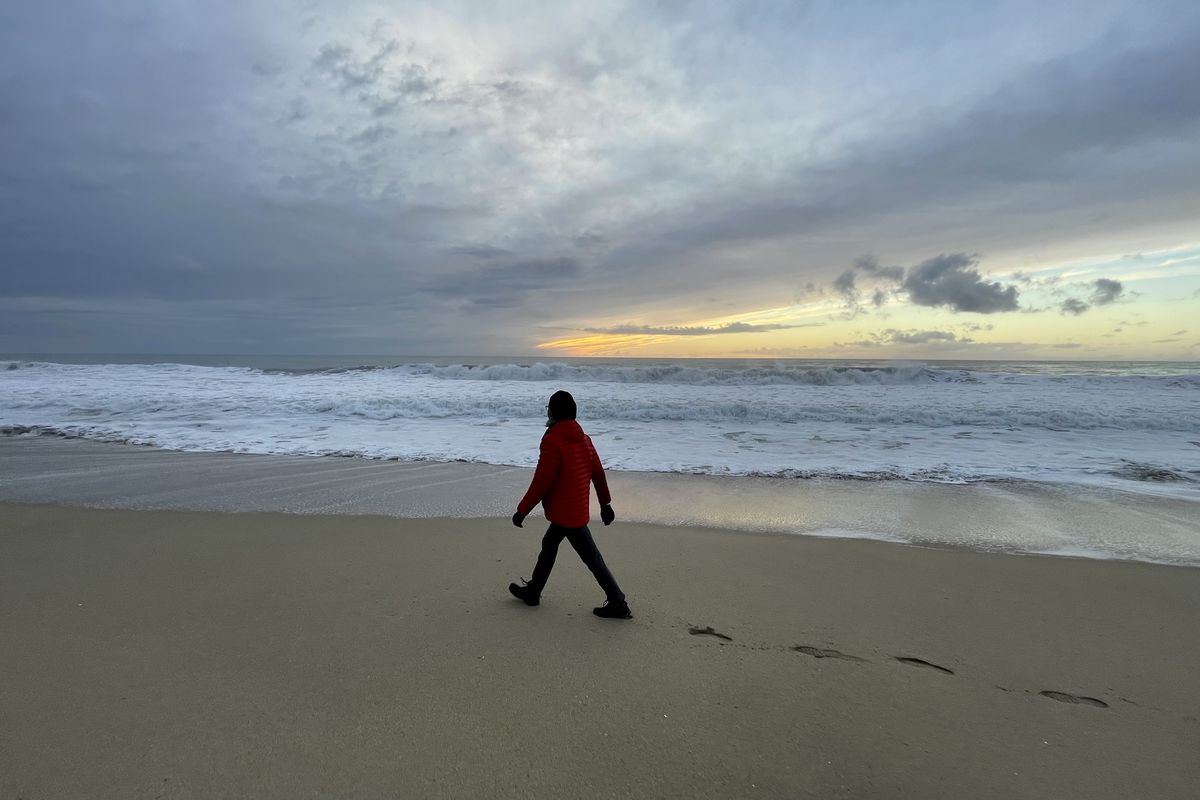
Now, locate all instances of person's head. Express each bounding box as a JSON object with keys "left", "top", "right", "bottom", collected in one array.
[{"left": 547, "top": 390, "right": 576, "bottom": 422}]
